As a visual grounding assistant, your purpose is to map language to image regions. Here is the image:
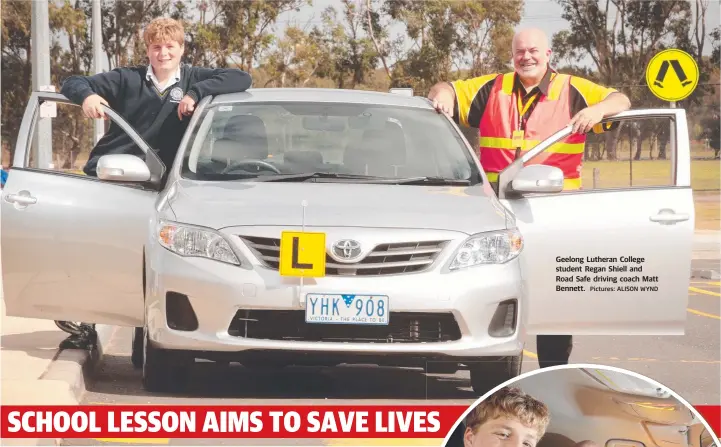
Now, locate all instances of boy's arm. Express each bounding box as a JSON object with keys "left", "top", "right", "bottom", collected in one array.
[
  {"left": 60, "top": 69, "right": 124, "bottom": 108},
  {"left": 185, "top": 67, "right": 253, "bottom": 103}
]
